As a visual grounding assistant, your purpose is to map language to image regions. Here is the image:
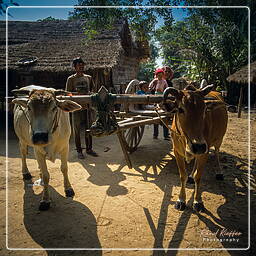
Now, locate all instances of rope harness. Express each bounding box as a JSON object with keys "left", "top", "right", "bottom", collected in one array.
[
  {"left": 90, "top": 93, "right": 118, "bottom": 137},
  {"left": 154, "top": 108, "right": 184, "bottom": 138}
]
